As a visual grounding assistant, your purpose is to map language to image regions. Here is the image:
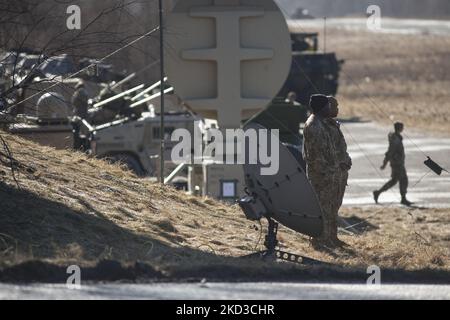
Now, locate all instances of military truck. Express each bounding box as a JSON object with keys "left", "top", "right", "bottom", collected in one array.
[{"left": 279, "top": 32, "right": 344, "bottom": 105}]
